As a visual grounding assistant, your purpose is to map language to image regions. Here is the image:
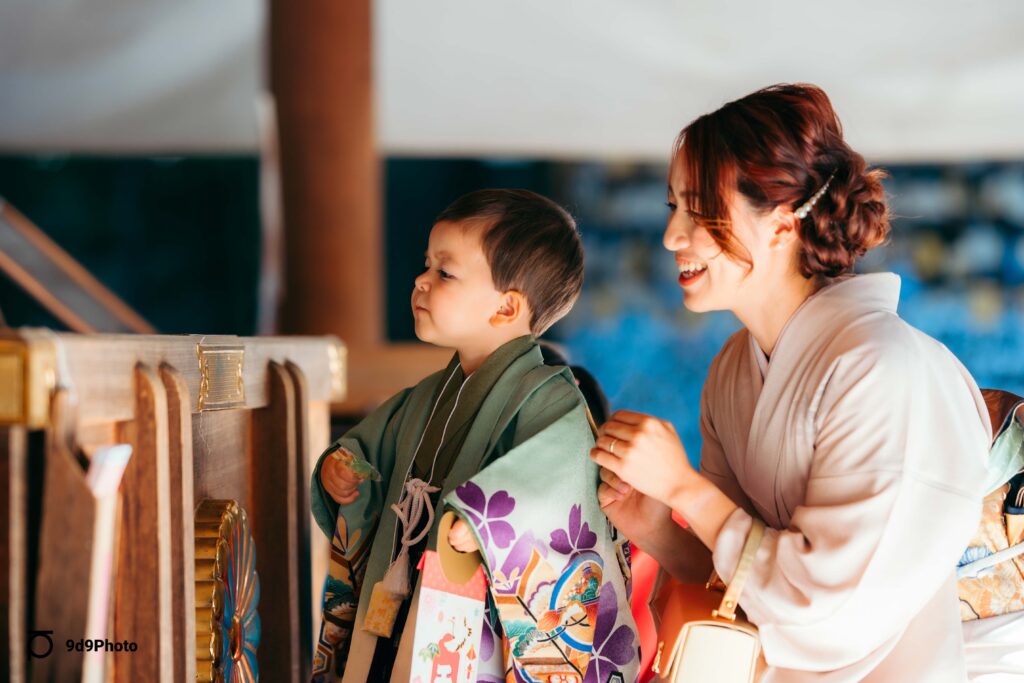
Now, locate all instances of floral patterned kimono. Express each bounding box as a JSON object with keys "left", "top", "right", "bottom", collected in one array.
[
  {"left": 445, "top": 399, "right": 639, "bottom": 683},
  {"left": 310, "top": 336, "right": 639, "bottom": 683}
]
